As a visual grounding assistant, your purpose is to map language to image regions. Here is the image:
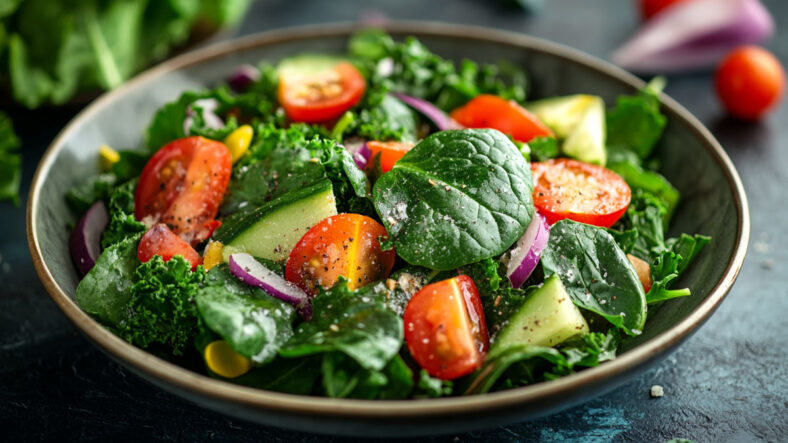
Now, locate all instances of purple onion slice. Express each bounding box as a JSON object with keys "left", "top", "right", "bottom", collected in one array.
[
  {"left": 70, "top": 201, "right": 109, "bottom": 276},
  {"left": 506, "top": 213, "right": 550, "bottom": 288},
  {"left": 228, "top": 253, "right": 312, "bottom": 319}
]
